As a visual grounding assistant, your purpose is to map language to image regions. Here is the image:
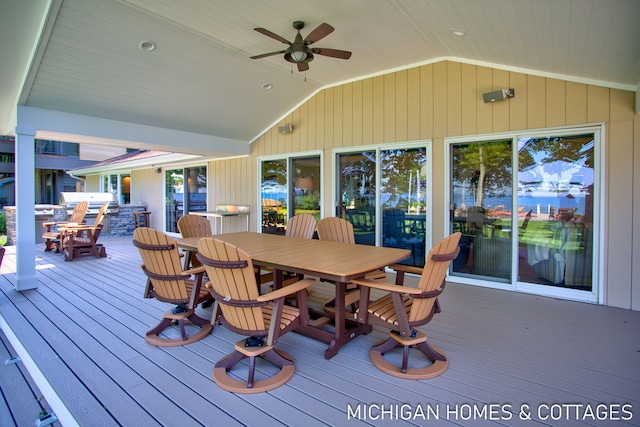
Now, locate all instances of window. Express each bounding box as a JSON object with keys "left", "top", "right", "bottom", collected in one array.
[{"left": 101, "top": 173, "right": 130, "bottom": 204}]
